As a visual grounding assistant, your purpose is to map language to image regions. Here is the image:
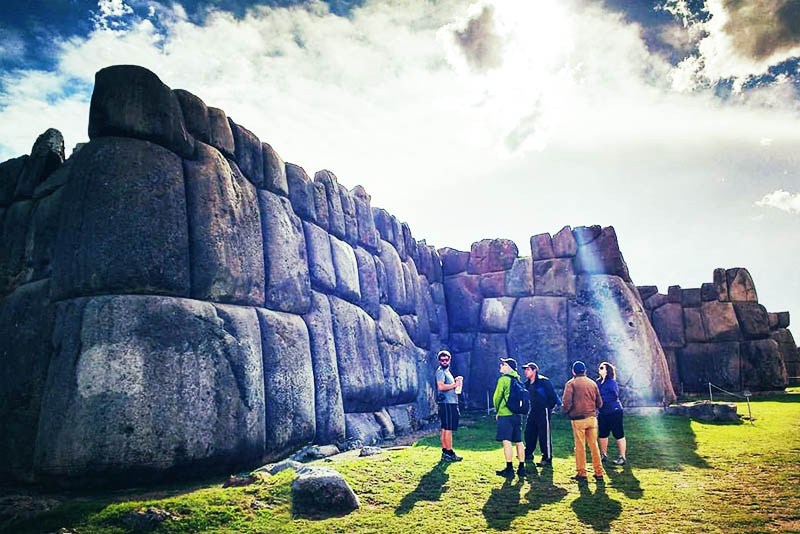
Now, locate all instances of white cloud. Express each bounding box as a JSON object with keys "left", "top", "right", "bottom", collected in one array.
[{"left": 755, "top": 189, "right": 800, "bottom": 214}]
